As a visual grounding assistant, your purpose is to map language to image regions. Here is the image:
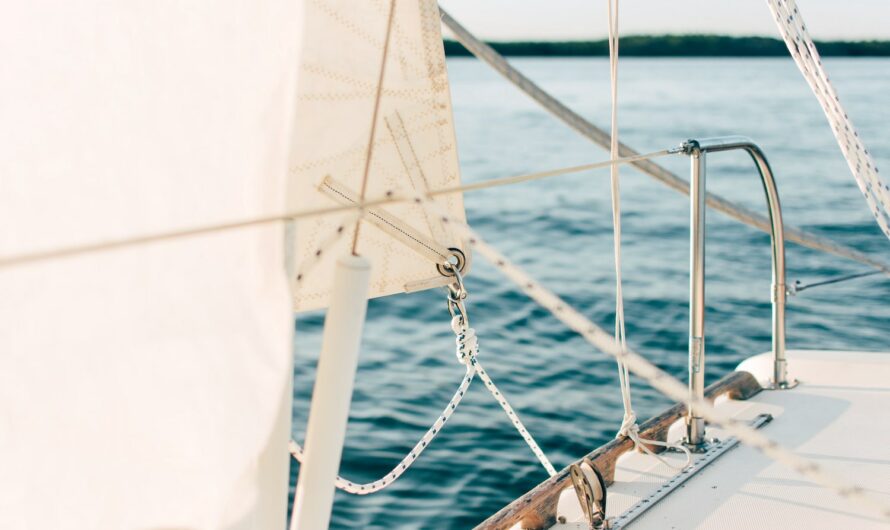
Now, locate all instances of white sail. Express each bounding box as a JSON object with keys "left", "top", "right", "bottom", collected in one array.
[
  {"left": 288, "top": 0, "right": 469, "bottom": 312},
  {"left": 0, "top": 2, "right": 302, "bottom": 529}
]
